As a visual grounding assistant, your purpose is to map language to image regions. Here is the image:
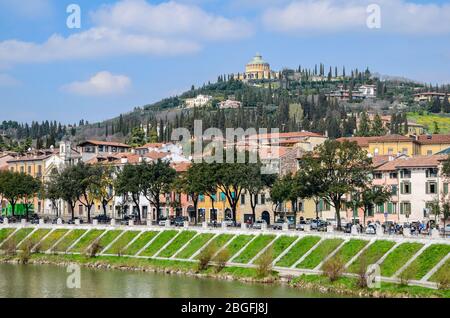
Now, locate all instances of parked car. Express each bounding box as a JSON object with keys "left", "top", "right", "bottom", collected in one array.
[
  {"left": 365, "top": 224, "right": 377, "bottom": 235},
  {"left": 174, "top": 216, "right": 187, "bottom": 227},
  {"left": 442, "top": 224, "right": 450, "bottom": 234},
  {"left": 252, "top": 220, "right": 265, "bottom": 230},
  {"left": 30, "top": 215, "right": 40, "bottom": 224},
  {"left": 94, "top": 215, "right": 111, "bottom": 224},
  {"left": 296, "top": 220, "right": 307, "bottom": 231},
  {"left": 68, "top": 217, "right": 84, "bottom": 225},
  {"left": 343, "top": 223, "right": 353, "bottom": 234},
  {"left": 159, "top": 218, "right": 171, "bottom": 226},
  {"left": 223, "top": 218, "right": 235, "bottom": 227},
  {"left": 311, "top": 219, "right": 328, "bottom": 232},
  {"left": 272, "top": 219, "right": 285, "bottom": 230}
]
